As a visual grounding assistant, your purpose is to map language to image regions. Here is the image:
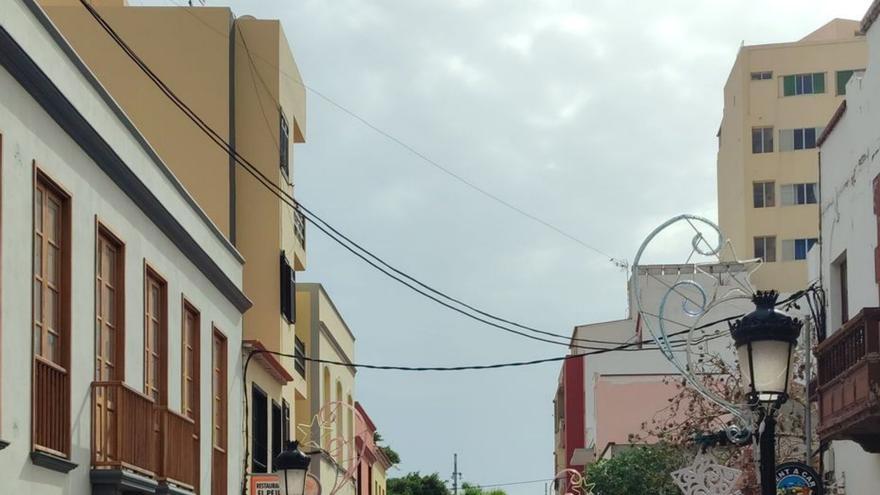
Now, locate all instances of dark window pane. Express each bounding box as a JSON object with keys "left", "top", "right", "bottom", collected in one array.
[
  {"left": 763, "top": 128, "right": 773, "bottom": 152},
  {"left": 766, "top": 237, "right": 776, "bottom": 262},
  {"left": 784, "top": 75, "right": 796, "bottom": 96},
  {"left": 795, "top": 239, "right": 807, "bottom": 260},
  {"left": 794, "top": 129, "right": 804, "bottom": 150},
  {"left": 814, "top": 72, "right": 825, "bottom": 93},
  {"left": 753, "top": 183, "right": 764, "bottom": 208},
  {"left": 803, "top": 74, "right": 813, "bottom": 94},
  {"left": 806, "top": 184, "right": 818, "bottom": 204},
  {"left": 837, "top": 70, "right": 854, "bottom": 95},
  {"left": 754, "top": 237, "right": 764, "bottom": 260},
  {"left": 752, "top": 129, "right": 762, "bottom": 153},
  {"left": 805, "top": 128, "right": 817, "bottom": 148}
]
